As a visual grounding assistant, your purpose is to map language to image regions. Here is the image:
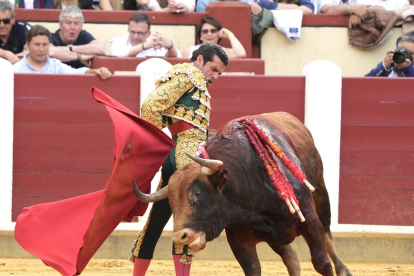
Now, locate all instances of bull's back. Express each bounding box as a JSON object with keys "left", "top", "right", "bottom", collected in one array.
[{"left": 245, "top": 112, "right": 331, "bottom": 228}]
